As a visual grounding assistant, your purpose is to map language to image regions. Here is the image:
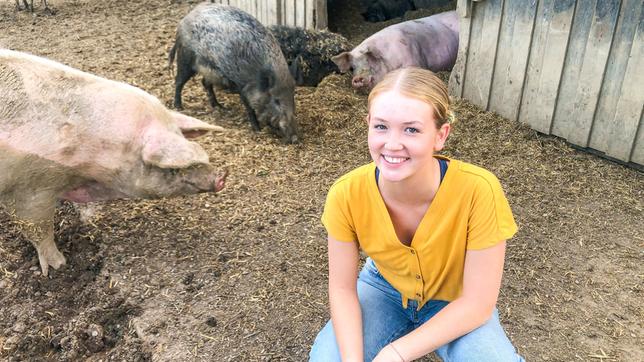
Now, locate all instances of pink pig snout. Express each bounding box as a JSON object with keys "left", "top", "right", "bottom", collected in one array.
[
  {"left": 213, "top": 169, "right": 228, "bottom": 192},
  {"left": 352, "top": 74, "right": 374, "bottom": 89},
  {"left": 187, "top": 168, "right": 228, "bottom": 194}
]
